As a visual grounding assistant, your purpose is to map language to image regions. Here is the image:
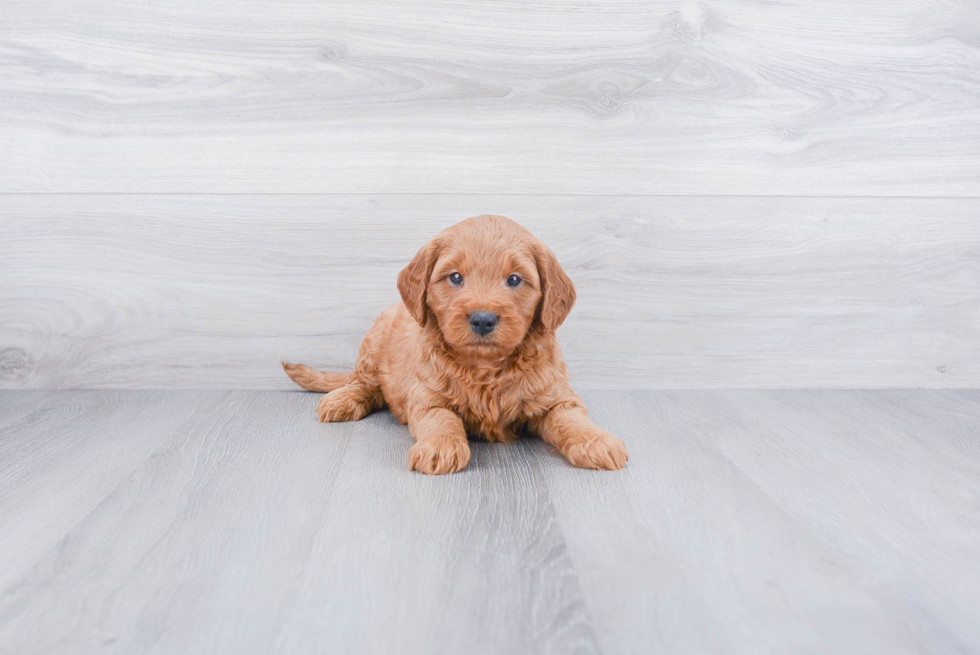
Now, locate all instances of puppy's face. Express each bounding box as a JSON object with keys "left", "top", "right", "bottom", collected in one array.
[
  {"left": 398, "top": 215, "right": 576, "bottom": 359},
  {"left": 426, "top": 241, "right": 541, "bottom": 357}
]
